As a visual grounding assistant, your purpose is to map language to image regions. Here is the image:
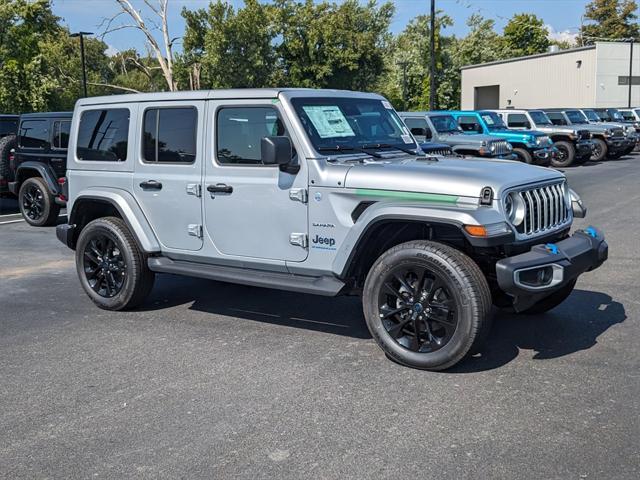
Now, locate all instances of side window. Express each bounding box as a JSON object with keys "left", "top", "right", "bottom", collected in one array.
[
  {"left": 402, "top": 117, "right": 431, "bottom": 141},
  {"left": 507, "top": 114, "right": 528, "bottom": 128},
  {"left": 52, "top": 121, "right": 71, "bottom": 149},
  {"left": 19, "top": 120, "right": 49, "bottom": 149},
  {"left": 216, "top": 107, "right": 287, "bottom": 165},
  {"left": 143, "top": 107, "right": 197, "bottom": 163},
  {"left": 546, "top": 112, "right": 567, "bottom": 126},
  {"left": 0, "top": 118, "right": 18, "bottom": 136},
  {"left": 77, "top": 109, "right": 130, "bottom": 161},
  {"left": 457, "top": 115, "right": 482, "bottom": 133}
]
